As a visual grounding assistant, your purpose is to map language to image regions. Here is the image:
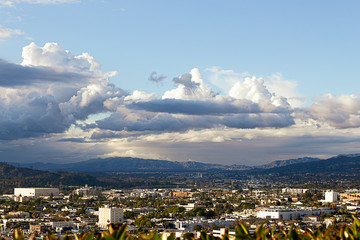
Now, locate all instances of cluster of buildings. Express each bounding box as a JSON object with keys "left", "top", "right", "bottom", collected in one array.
[
  {"left": 0, "top": 186, "right": 358, "bottom": 238},
  {"left": 1, "top": 188, "right": 124, "bottom": 235}
]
